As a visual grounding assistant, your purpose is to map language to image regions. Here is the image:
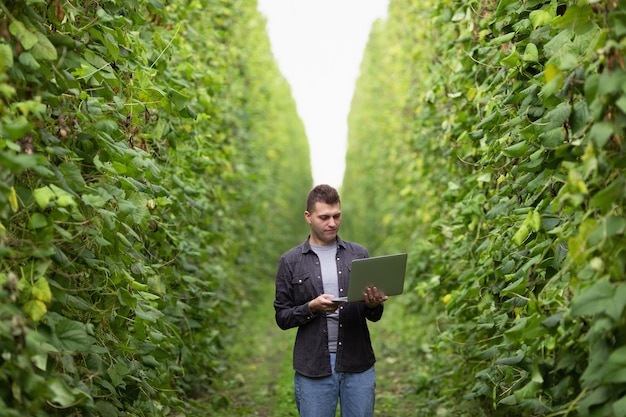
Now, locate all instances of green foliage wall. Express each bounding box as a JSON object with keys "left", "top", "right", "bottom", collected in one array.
[
  {"left": 0, "top": 0, "right": 310, "bottom": 415},
  {"left": 345, "top": 0, "right": 626, "bottom": 415}
]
